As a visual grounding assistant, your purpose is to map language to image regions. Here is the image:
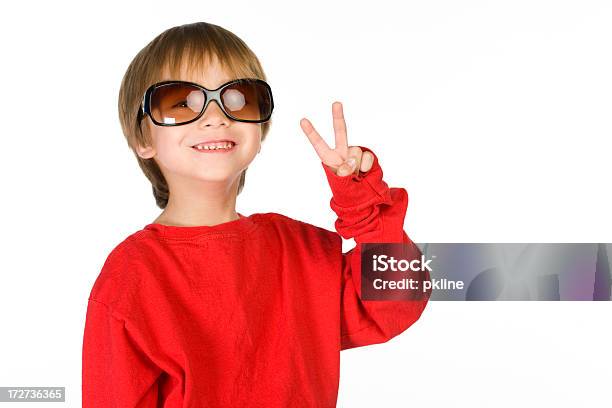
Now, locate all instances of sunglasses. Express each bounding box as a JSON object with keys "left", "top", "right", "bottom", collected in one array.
[{"left": 139, "top": 78, "right": 274, "bottom": 126}]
